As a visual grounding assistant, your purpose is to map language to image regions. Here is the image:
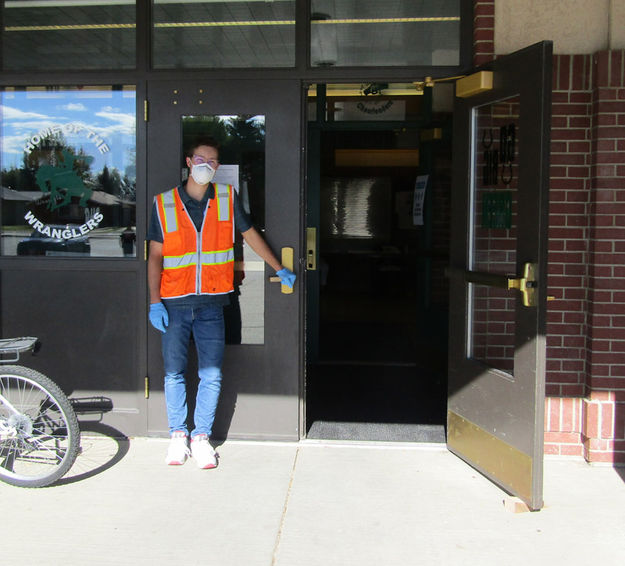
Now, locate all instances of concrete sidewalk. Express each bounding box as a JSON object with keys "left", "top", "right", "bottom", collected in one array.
[{"left": 2, "top": 436, "right": 624, "bottom": 566}]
